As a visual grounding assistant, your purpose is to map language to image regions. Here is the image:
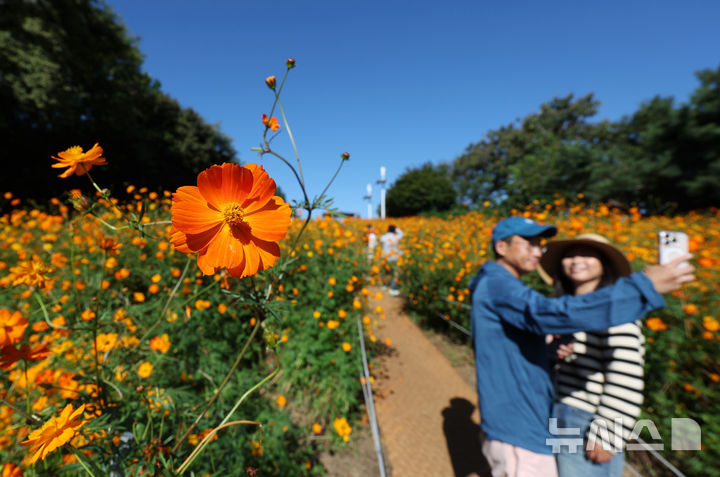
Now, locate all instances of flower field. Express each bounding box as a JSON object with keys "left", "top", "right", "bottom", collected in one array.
[
  {"left": 1, "top": 176, "right": 718, "bottom": 476},
  {"left": 0, "top": 184, "right": 383, "bottom": 475},
  {"left": 370, "top": 202, "right": 719, "bottom": 476}
]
